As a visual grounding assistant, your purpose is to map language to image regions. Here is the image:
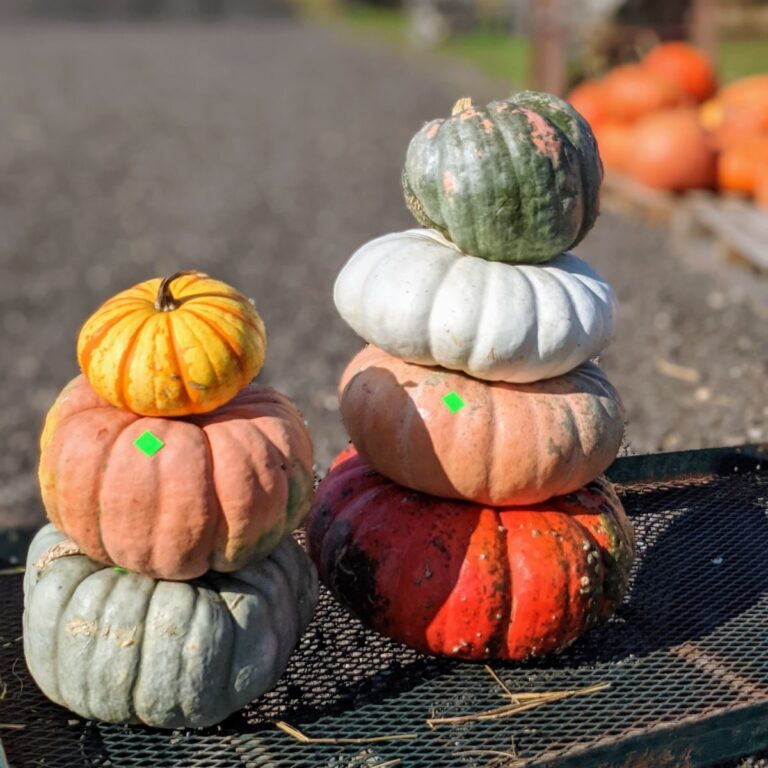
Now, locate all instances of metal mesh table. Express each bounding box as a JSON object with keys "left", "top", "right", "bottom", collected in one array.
[{"left": 1, "top": 445, "right": 767, "bottom": 767}]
